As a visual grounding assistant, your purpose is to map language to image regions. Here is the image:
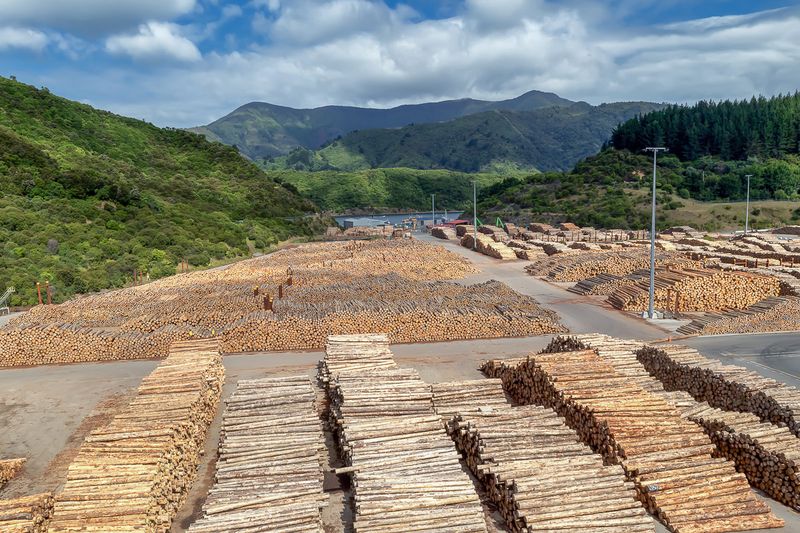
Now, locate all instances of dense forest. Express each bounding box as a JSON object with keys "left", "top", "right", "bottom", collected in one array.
[
  {"left": 0, "top": 76, "right": 322, "bottom": 305},
  {"left": 612, "top": 93, "right": 800, "bottom": 161}
]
